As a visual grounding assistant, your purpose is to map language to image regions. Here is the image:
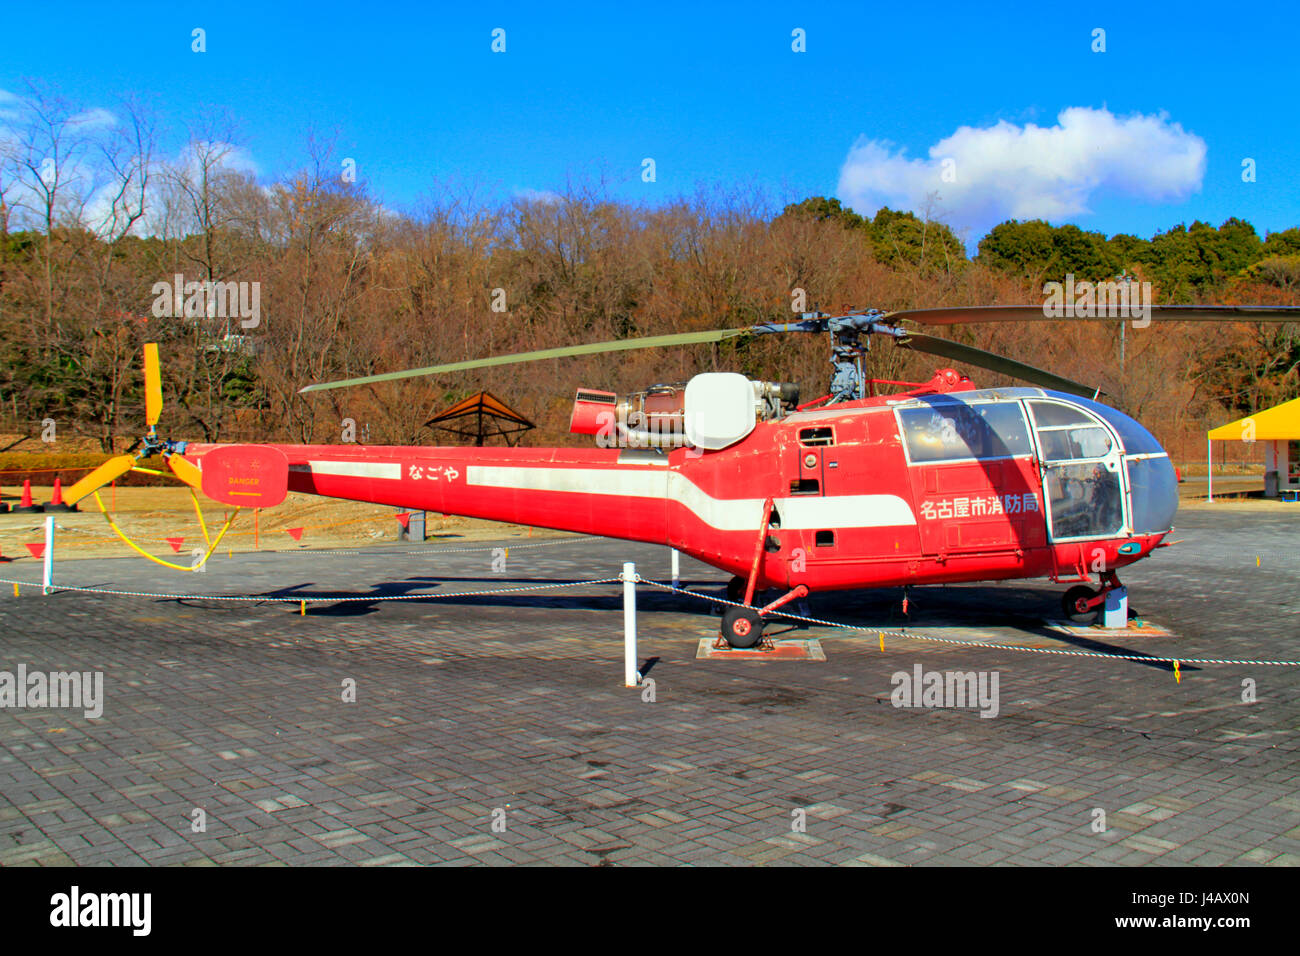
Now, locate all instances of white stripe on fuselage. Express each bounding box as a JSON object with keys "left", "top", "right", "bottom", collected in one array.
[
  {"left": 466, "top": 465, "right": 915, "bottom": 530},
  {"left": 289, "top": 461, "right": 403, "bottom": 480}
]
